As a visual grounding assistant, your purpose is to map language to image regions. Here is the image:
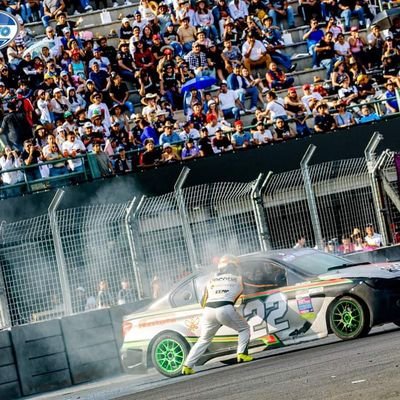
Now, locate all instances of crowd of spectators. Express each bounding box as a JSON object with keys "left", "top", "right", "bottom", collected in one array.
[{"left": 0, "top": 0, "right": 399, "bottom": 195}]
